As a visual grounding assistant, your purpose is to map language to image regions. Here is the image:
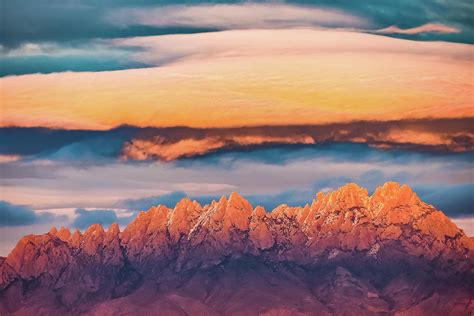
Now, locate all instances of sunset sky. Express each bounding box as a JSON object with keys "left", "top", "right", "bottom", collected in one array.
[
  {"left": 2, "top": 29, "right": 473, "bottom": 129},
  {"left": 1, "top": 0, "right": 473, "bottom": 255}
]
